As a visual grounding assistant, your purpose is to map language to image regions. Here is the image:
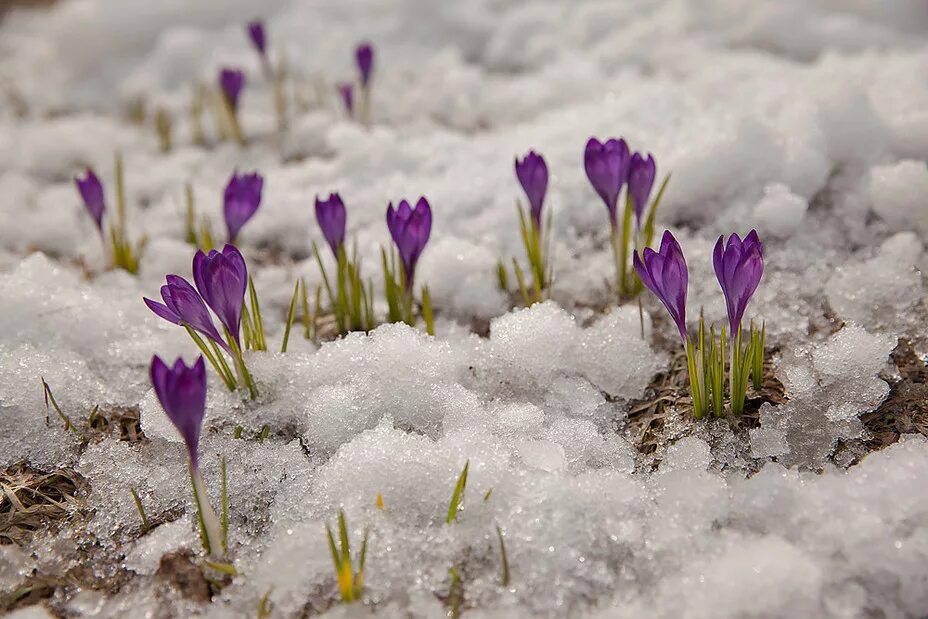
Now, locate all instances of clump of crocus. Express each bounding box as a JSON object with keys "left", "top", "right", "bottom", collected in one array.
[
  {"left": 354, "top": 42, "right": 374, "bottom": 123},
  {"left": 713, "top": 230, "right": 765, "bottom": 413},
  {"left": 74, "top": 154, "right": 145, "bottom": 274},
  {"left": 326, "top": 510, "right": 368, "bottom": 604},
  {"left": 219, "top": 68, "right": 246, "bottom": 145},
  {"left": 145, "top": 244, "right": 261, "bottom": 398},
  {"left": 382, "top": 197, "right": 434, "bottom": 334},
  {"left": 311, "top": 192, "right": 375, "bottom": 336},
  {"left": 150, "top": 355, "right": 227, "bottom": 558},
  {"left": 635, "top": 230, "right": 767, "bottom": 418},
  {"left": 224, "top": 171, "right": 264, "bottom": 244},
  {"left": 585, "top": 137, "right": 670, "bottom": 298},
  {"left": 504, "top": 150, "right": 552, "bottom": 306}
]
